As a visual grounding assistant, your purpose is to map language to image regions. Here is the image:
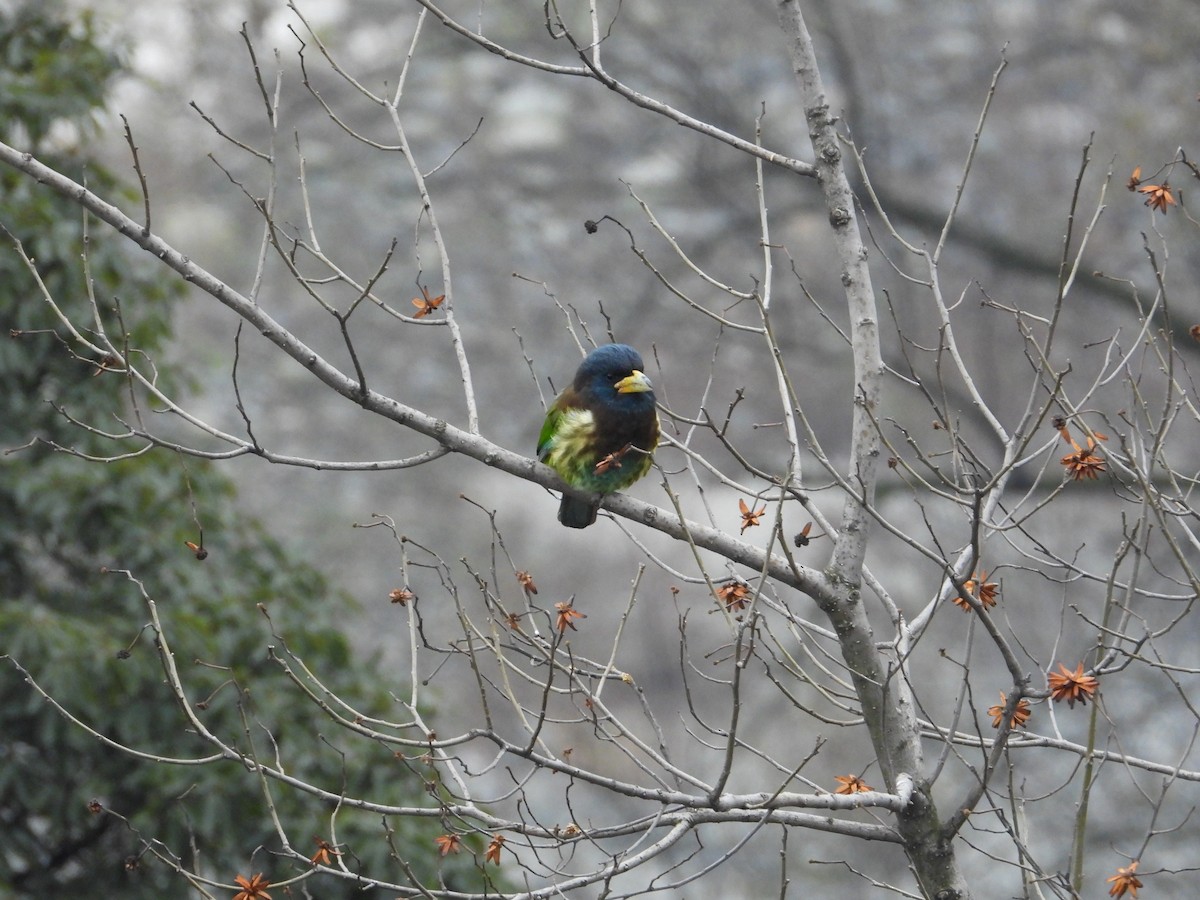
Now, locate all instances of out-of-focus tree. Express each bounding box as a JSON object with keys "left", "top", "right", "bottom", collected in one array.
[
  {"left": 0, "top": 4, "right": 488, "bottom": 896},
  {"left": 3, "top": 1, "right": 1200, "bottom": 897}
]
